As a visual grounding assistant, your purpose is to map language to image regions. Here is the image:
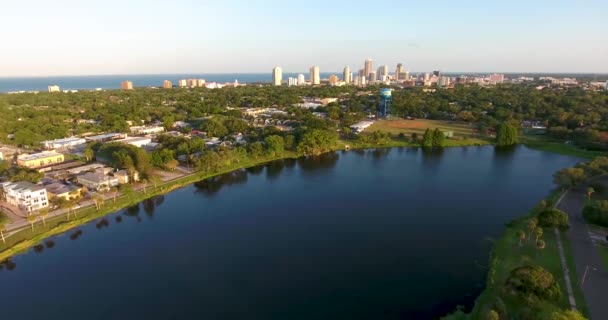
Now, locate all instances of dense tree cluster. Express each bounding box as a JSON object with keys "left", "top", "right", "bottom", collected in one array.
[{"left": 495, "top": 123, "right": 519, "bottom": 146}]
